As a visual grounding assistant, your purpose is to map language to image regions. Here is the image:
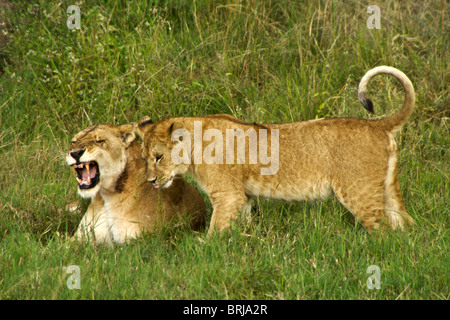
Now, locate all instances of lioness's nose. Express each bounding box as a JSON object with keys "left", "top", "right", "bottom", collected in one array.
[{"left": 70, "top": 149, "right": 85, "bottom": 161}]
